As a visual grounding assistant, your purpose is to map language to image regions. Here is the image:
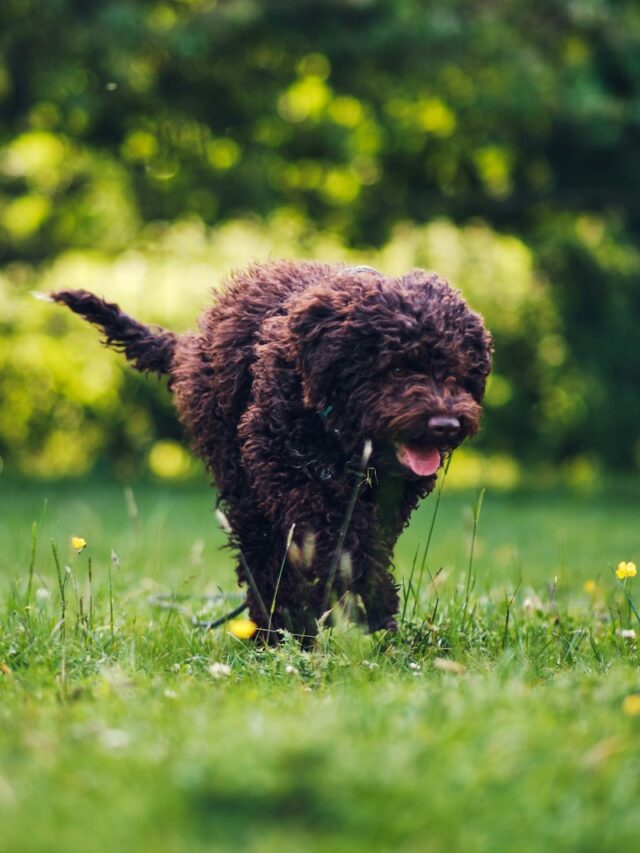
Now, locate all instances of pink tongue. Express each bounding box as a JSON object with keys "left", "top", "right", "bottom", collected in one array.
[{"left": 397, "top": 446, "right": 441, "bottom": 476}]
